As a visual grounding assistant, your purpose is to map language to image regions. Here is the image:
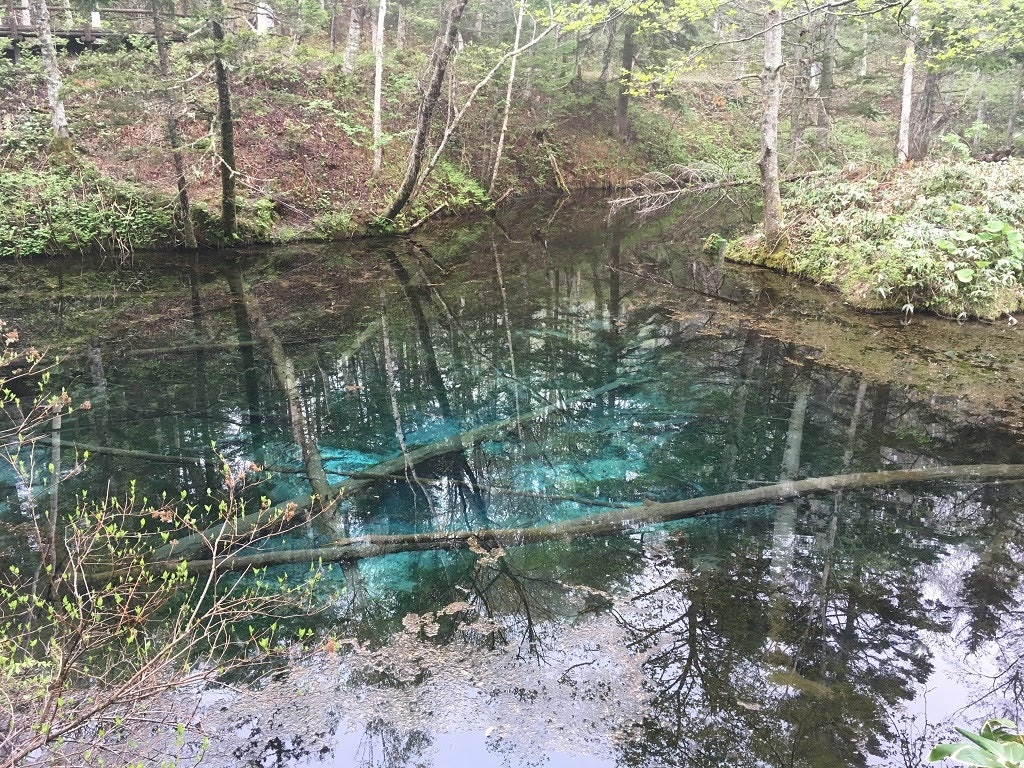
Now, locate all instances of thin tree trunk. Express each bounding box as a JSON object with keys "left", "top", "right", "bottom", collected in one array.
[
  {"left": 151, "top": 0, "right": 197, "bottom": 248},
  {"left": 487, "top": 0, "right": 524, "bottom": 196},
  {"left": 909, "top": 67, "right": 941, "bottom": 161},
  {"left": 413, "top": 22, "right": 553, "bottom": 201},
  {"left": 615, "top": 20, "right": 635, "bottom": 140},
  {"left": 1006, "top": 63, "right": 1023, "bottom": 148},
  {"left": 395, "top": 0, "right": 406, "bottom": 48},
  {"left": 758, "top": 7, "right": 784, "bottom": 251},
  {"left": 790, "top": 19, "right": 808, "bottom": 156},
  {"left": 817, "top": 8, "right": 837, "bottom": 129},
  {"left": 380, "top": 0, "right": 471, "bottom": 224},
  {"left": 210, "top": 0, "right": 237, "bottom": 239},
  {"left": 897, "top": 5, "right": 917, "bottom": 163},
  {"left": 160, "top": 463, "right": 1024, "bottom": 574},
  {"left": 371, "top": 0, "right": 387, "bottom": 178},
  {"left": 28, "top": 0, "right": 69, "bottom": 140}
]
